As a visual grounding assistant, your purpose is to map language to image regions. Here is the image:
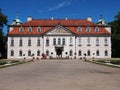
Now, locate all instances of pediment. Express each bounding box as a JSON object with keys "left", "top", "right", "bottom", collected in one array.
[{"left": 46, "top": 25, "right": 73, "bottom": 35}]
